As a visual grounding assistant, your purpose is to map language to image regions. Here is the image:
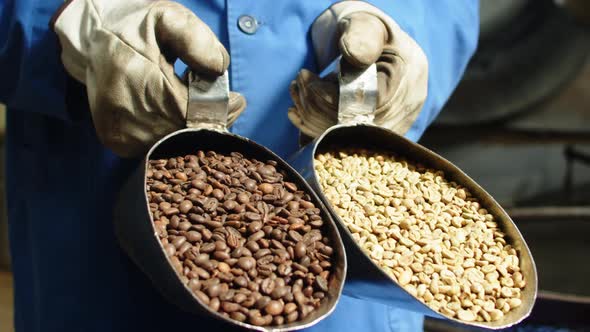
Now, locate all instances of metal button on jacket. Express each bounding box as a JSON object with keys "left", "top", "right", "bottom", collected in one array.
[{"left": 238, "top": 15, "right": 258, "bottom": 34}]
